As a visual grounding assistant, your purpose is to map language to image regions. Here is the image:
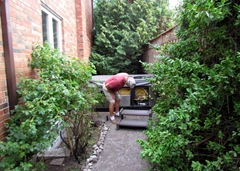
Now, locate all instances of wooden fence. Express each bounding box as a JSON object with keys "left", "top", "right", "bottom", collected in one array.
[{"left": 142, "top": 25, "right": 178, "bottom": 63}]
